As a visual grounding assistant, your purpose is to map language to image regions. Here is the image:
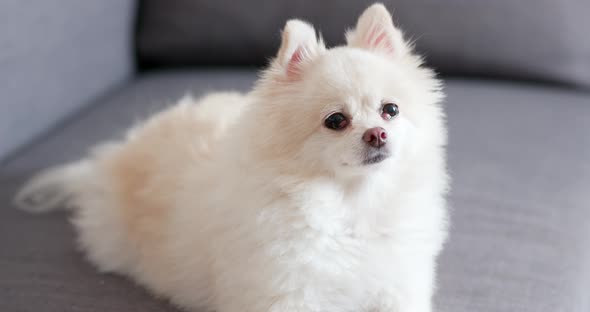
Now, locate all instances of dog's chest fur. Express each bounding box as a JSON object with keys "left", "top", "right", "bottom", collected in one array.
[{"left": 240, "top": 171, "right": 431, "bottom": 309}]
